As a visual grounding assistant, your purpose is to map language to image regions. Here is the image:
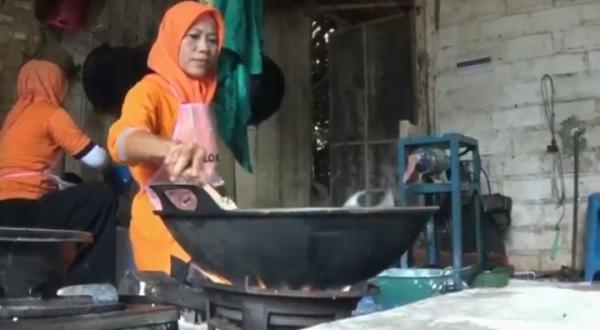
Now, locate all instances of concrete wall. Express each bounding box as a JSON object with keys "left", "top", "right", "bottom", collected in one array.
[{"left": 434, "top": 0, "right": 600, "bottom": 271}]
